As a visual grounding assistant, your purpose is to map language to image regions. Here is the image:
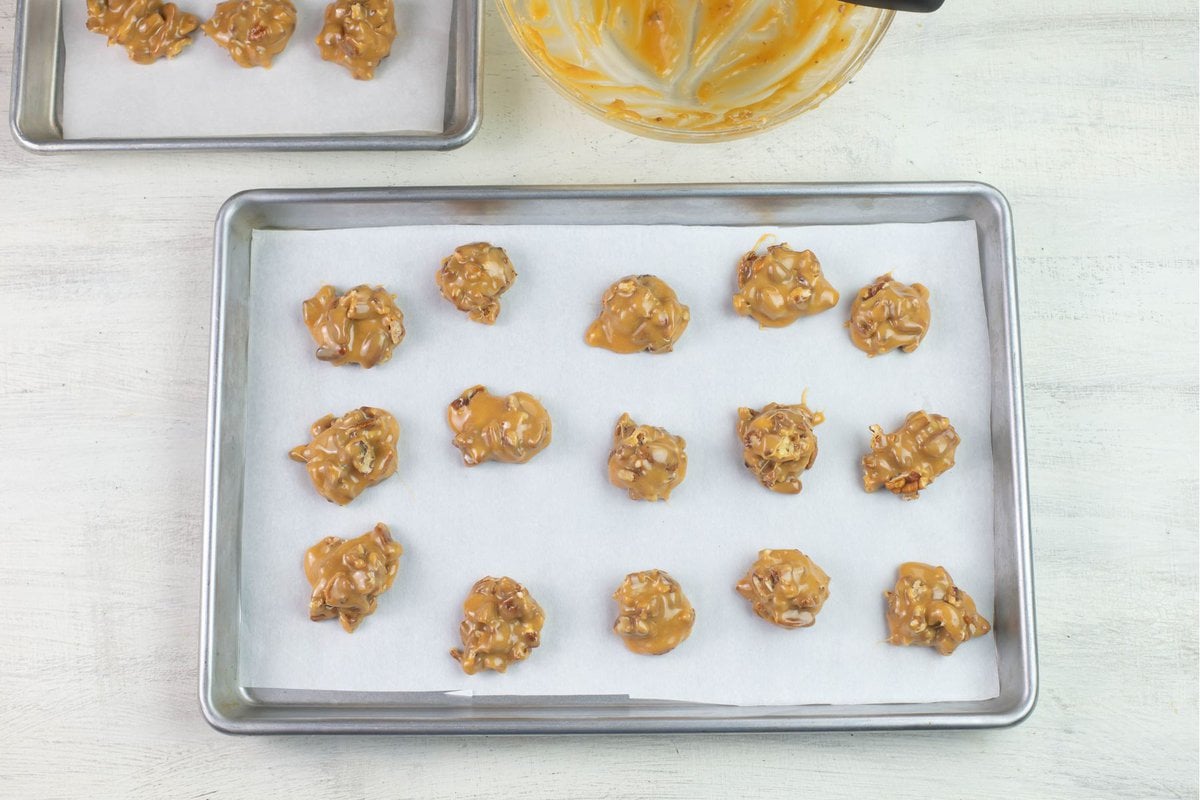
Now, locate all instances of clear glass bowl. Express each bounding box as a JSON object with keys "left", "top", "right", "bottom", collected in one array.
[{"left": 496, "top": 0, "right": 894, "bottom": 143}]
